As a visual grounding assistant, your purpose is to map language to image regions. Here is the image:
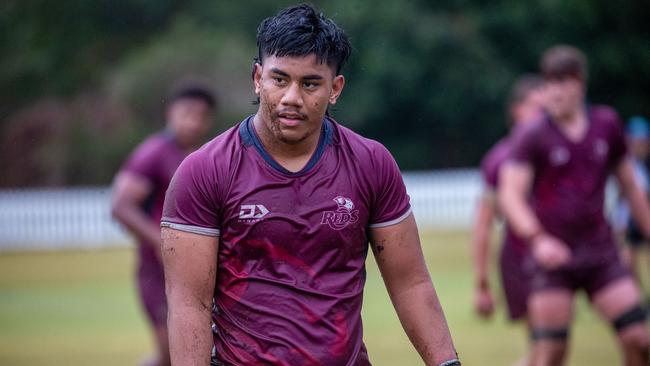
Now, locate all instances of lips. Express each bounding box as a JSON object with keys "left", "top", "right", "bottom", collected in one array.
[{"left": 277, "top": 111, "right": 305, "bottom": 127}]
